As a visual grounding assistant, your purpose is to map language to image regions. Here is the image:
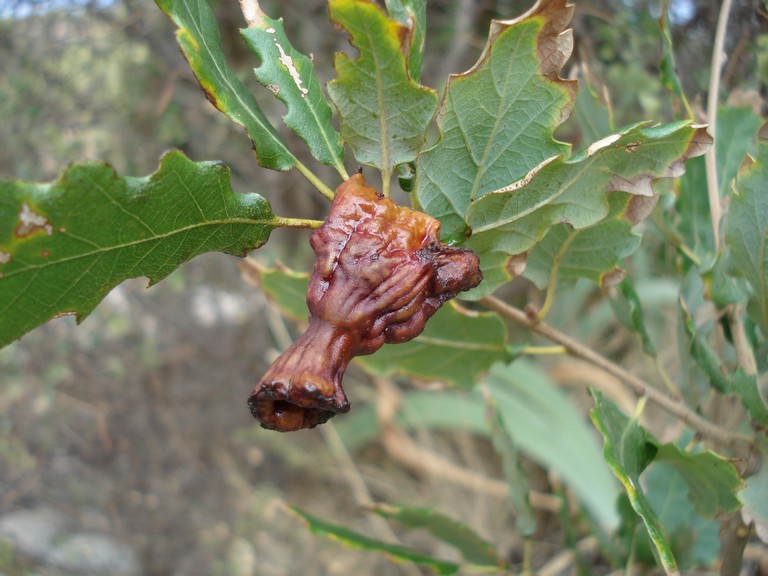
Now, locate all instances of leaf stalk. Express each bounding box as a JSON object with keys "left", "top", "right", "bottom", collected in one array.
[{"left": 295, "top": 161, "right": 336, "bottom": 201}]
